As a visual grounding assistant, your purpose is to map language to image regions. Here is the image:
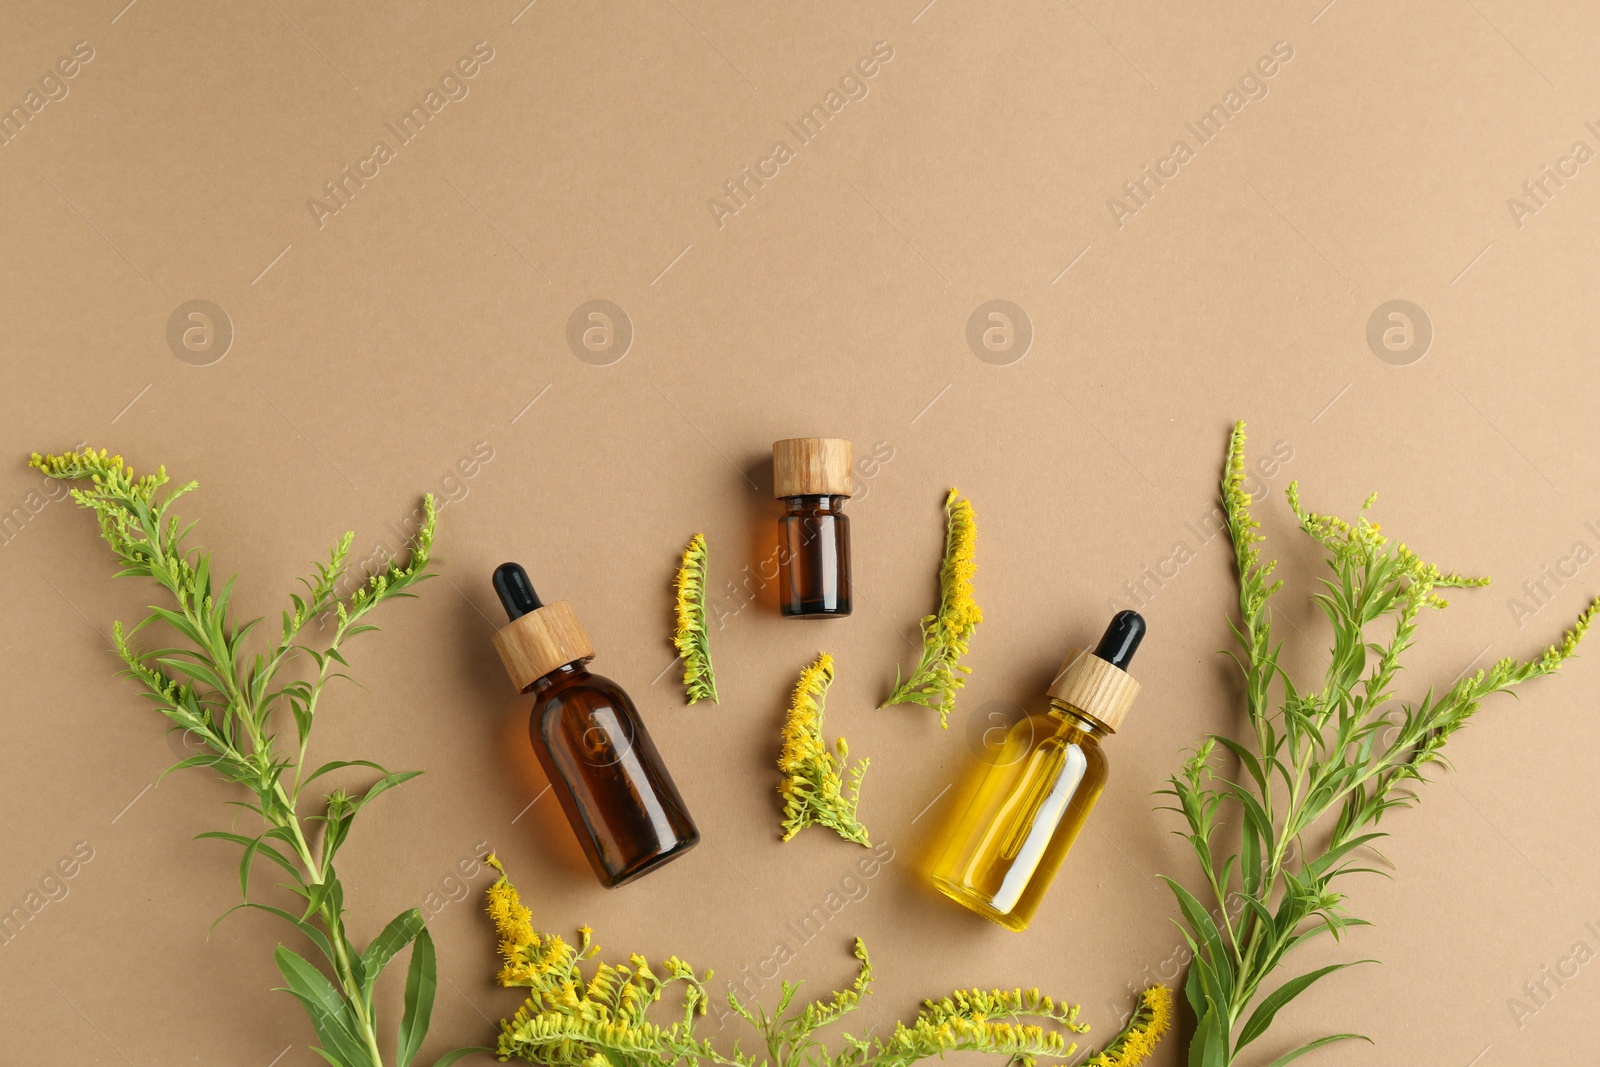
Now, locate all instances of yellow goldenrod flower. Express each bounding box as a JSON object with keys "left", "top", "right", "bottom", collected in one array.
[
  {"left": 882, "top": 489, "right": 982, "bottom": 726},
  {"left": 473, "top": 870, "right": 1164, "bottom": 1067},
  {"left": 671, "top": 533, "right": 719, "bottom": 704},
  {"left": 777, "top": 653, "right": 871, "bottom": 846},
  {"left": 1079, "top": 985, "right": 1171, "bottom": 1067}
]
